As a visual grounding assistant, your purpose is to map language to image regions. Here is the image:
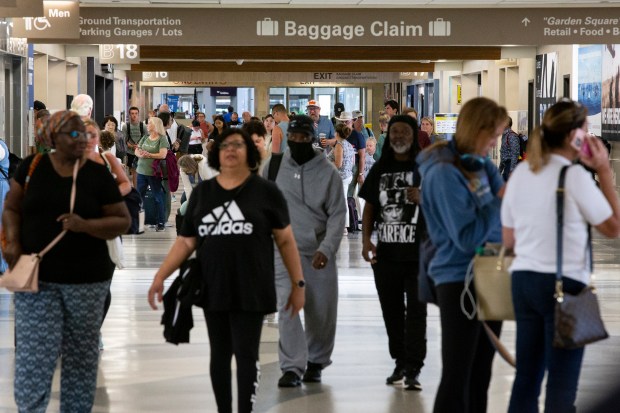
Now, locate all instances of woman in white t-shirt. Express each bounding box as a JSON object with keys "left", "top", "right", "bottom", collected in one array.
[{"left": 501, "top": 99, "right": 620, "bottom": 413}]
